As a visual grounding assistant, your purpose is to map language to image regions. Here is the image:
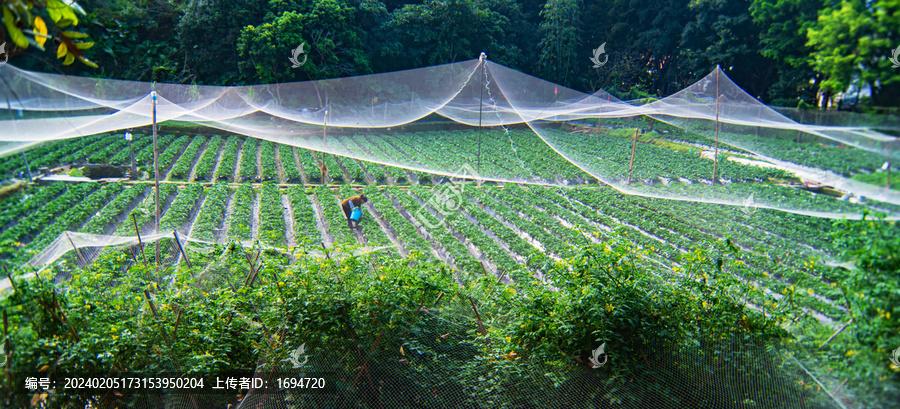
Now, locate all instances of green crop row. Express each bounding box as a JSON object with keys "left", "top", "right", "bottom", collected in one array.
[
  {"left": 362, "top": 185, "right": 432, "bottom": 260},
  {"left": 227, "top": 184, "right": 255, "bottom": 241},
  {"left": 193, "top": 136, "right": 223, "bottom": 181},
  {"left": 81, "top": 184, "right": 145, "bottom": 235},
  {"left": 1, "top": 183, "right": 95, "bottom": 262},
  {"left": 26, "top": 183, "right": 126, "bottom": 257},
  {"left": 192, "top": 183, "right": 230, "bottom": 242},
  {"left": 0, "top": 183, "right": 67, "bottom": 233},
  {"left": 238, "top": 138, "right": 259, "bottom": 181},
  {"left": 214, "top": 137, "right": 241, "bottom": 181},
  {"left": 287, "top": 186, "right": 320, "bottom": 245},
  {"left": 314, "top": 186, "right": 355, "bottom": 246},
  {"left": 114, "top": 184, "right": 179, "bottom": 235},
  {"left": 258, "top": 183, "right": 285, "bottom": 246},
  {"left": 159, "top": 183, "right": 204, "bottom": 232},
  {"left": 259, "top": 141, "right": 278, "bottom": 182},
  {"left": 168, "top": 136, "right": 206, "bottom": 180},
  {"left": 279, "top": 145, "right": 302, "bottom": 183}
]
